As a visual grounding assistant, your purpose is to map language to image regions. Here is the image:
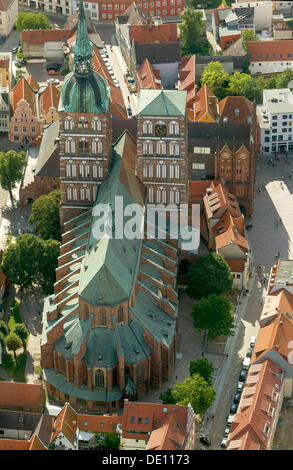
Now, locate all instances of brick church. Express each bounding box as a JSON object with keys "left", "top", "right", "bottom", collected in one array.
[{"left": 41, "top": 2, "right": 194, "bottom": 413}]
